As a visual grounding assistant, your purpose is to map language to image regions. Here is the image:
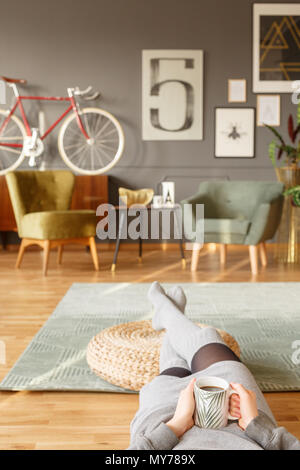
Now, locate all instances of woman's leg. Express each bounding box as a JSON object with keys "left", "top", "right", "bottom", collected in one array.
[
  {"left": 159, "top": 335, "right": 191, "bottom": 378},
  {"left": 191, "top": 341, "right": 241, "bottom": 373},
  {"left": 149, "top": 282, "right": 275, "bottom": 421},
  {"left": 159, "top": 286, "right": 191, "bottom": 378},
  {"left": 149, "top": 282, "right": 230, "bottom": 369}
]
